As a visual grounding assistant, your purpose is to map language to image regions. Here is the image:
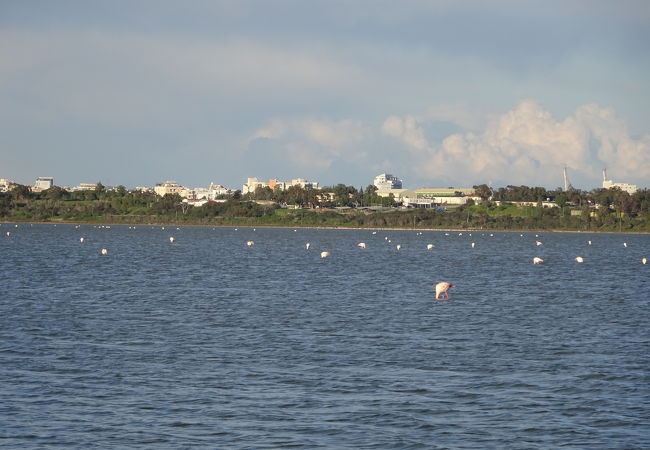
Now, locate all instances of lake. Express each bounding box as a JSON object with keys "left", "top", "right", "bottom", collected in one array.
[{"left": 1, "top": 223, "right": 649, "bottom": 448}]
